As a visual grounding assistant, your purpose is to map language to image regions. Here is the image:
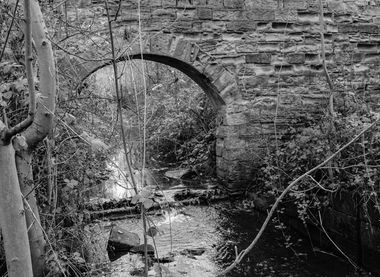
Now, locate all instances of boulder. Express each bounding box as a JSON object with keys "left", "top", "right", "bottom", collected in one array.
[{"left": 107, "top": 225, "right": 140, "bottom": 262}]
